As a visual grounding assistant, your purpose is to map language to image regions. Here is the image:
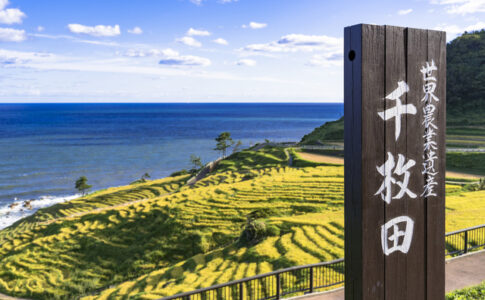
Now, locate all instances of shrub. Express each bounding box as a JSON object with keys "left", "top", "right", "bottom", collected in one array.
[
  {"left": 242, "top": 173, "right": 258, "bottom": 181},
  {"left": 266, "top": 224, "right": 281, "bottom": 236},
  {"left": 446, "top": 280, "right": 485, "bottom": 299},
  {"left": 247, "top": 208, "right": 279, "bottom": 220},
  {"left": 239, "top": 220, "right": 267, "bottom": 245},
  {"left": 170, "top": 169, "right": 189, "bottom": 177}
]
